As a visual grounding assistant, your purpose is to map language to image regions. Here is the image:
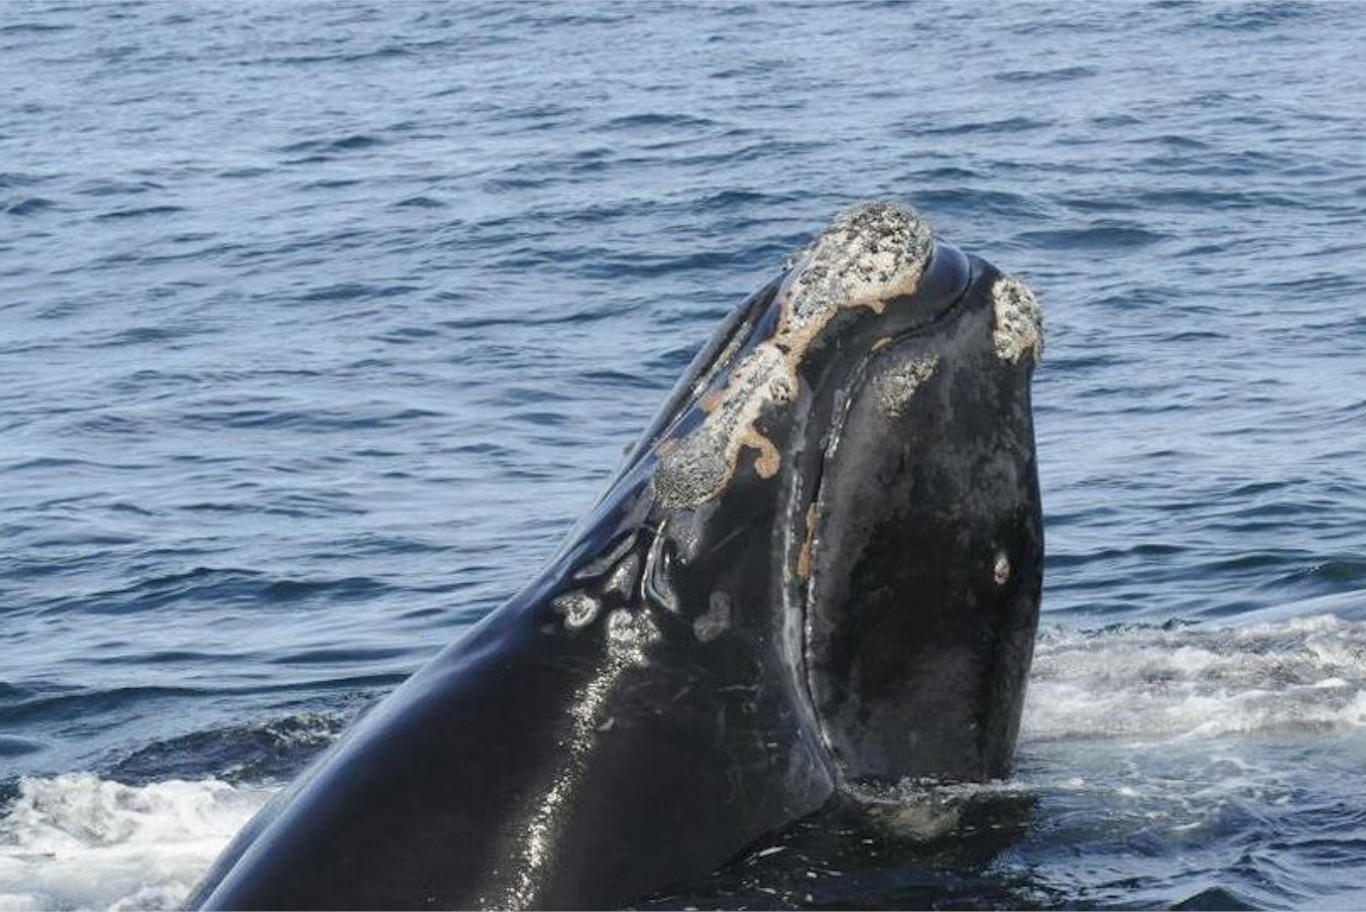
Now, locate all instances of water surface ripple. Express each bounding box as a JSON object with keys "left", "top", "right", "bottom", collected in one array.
[{"left": 3, "top": 2, "right": 1366, "bottom": 909}]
